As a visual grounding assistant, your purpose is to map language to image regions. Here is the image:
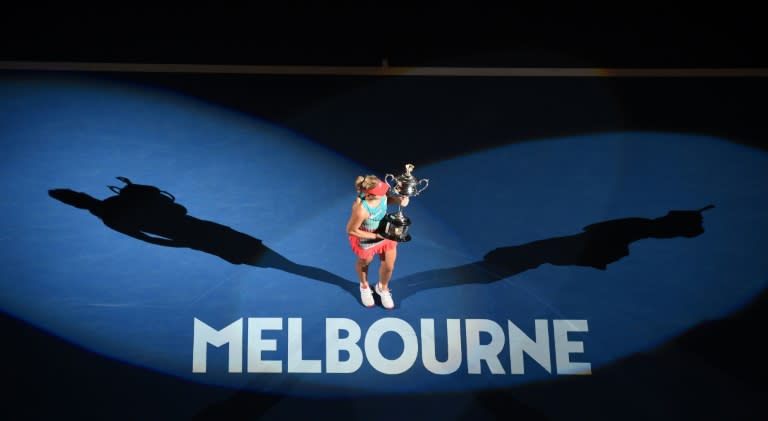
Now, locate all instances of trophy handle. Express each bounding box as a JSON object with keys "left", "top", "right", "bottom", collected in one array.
[
  {"left": 384, "top": 173, "right": 396, "bottom": 188},
  {"left": 417, "top": 178, "right": 429, "bottom": 194}
]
